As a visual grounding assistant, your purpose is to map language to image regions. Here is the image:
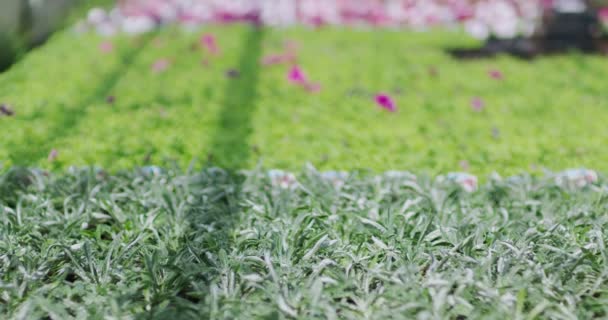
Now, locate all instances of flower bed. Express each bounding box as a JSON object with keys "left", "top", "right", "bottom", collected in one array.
[
  {"left": 1, "top": 26, "right": 608, "bottom": 175},
  {"left": 76, "top": 0, "right": 606, "bottom": 40}
]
